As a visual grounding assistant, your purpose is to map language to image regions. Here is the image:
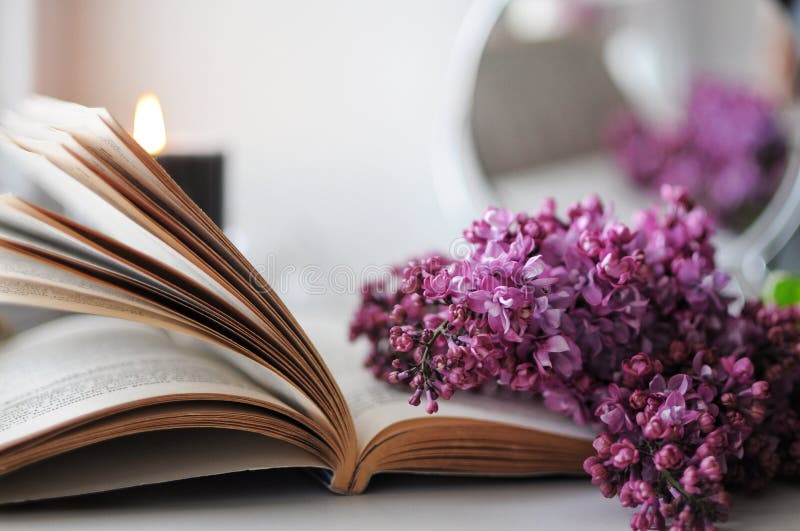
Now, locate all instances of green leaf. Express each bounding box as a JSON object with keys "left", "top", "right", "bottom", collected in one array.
[{"left": 763, "top": 272, "right": 800, "bottom": 307}]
